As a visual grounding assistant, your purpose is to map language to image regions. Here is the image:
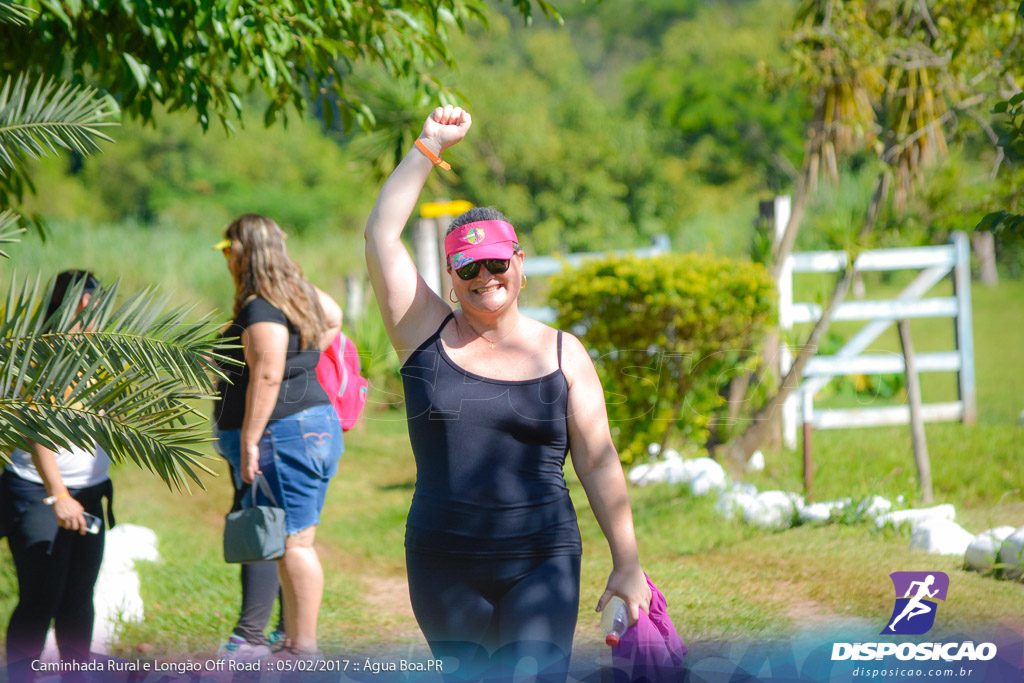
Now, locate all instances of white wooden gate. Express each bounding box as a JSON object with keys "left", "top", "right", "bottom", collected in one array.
[{"left": 779, "top": 232, "right": 977, "bottom": 448}]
